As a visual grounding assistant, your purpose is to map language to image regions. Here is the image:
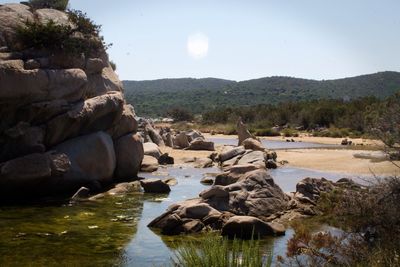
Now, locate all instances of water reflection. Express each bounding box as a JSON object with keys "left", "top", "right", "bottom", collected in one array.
[{"left": 0, "top": 192, "right": 144, "bottom": 266}]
